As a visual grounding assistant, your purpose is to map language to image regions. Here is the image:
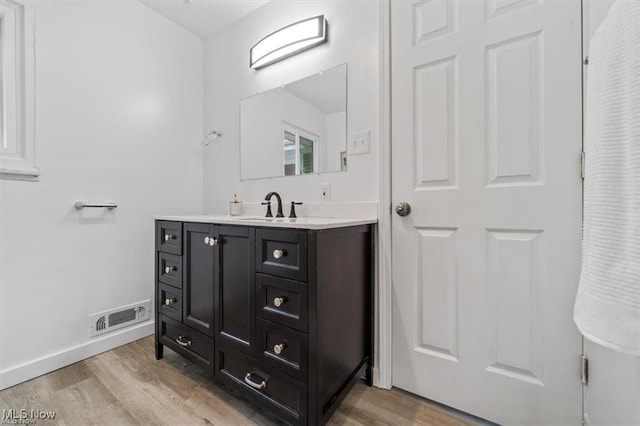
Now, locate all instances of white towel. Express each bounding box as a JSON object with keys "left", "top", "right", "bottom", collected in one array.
[{"left": 574, "top": 0, "right": 640, "bottom": 356}]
